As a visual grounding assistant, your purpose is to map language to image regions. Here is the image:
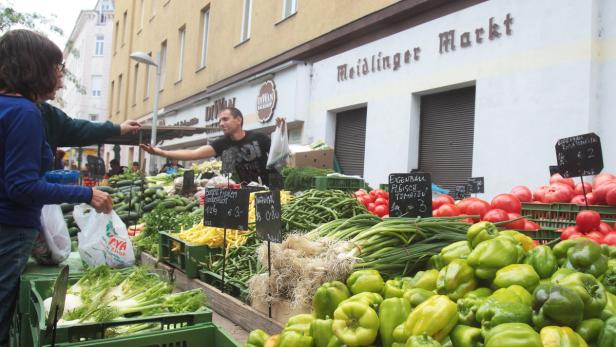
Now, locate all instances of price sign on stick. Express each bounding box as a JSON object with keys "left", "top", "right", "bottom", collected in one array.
[
  {"left": 452, "top": 185, "right": 468, "bottom": 200},
  {"left": 255, "top": 191, "right": 282, "bottom": 243},
  {"left": 203, "top": 188, "right": 250, "bottom": 230},
  {"left": 555, "top": 133, "right": 603, "bottom": 178},
  {"left": 467, "top": 177, "right": 485, "bottom": 194},
  {"left": 389, "top": 173, "right": 432, "bottom": 218}
]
